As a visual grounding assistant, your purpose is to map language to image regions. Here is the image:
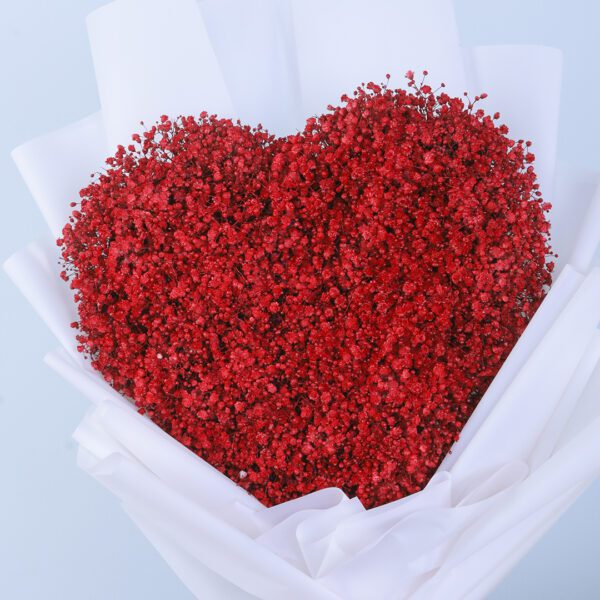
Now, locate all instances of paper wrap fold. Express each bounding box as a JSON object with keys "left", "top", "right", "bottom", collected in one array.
[{"left": 5, "top": 1, "right": 600, "bottom": 598}]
